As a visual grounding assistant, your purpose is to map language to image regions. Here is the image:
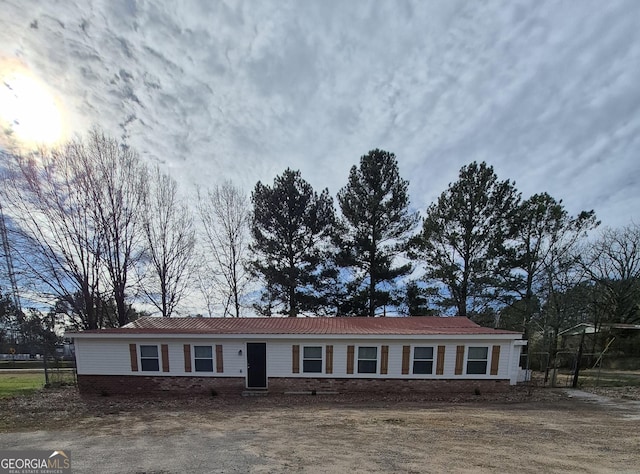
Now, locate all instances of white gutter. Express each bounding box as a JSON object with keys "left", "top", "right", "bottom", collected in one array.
[{"left": 70, "top": 332, "right": 522, "bottom": 341}]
